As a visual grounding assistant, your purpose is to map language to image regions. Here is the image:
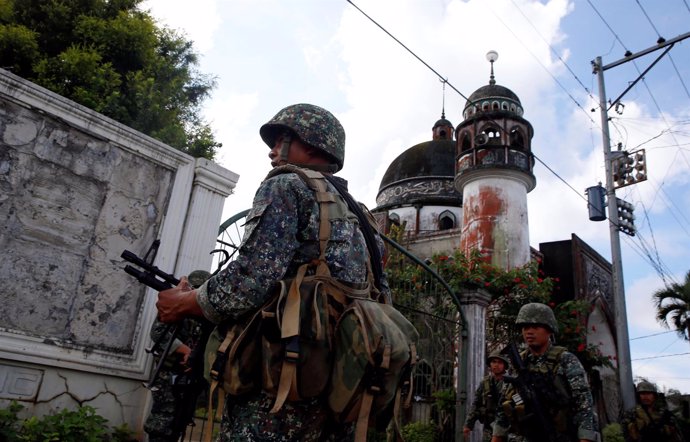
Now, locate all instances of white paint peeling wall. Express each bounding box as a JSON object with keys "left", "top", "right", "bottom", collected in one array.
[{"left": 0, "top": 68, "right": 238, "bottom": 436}]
